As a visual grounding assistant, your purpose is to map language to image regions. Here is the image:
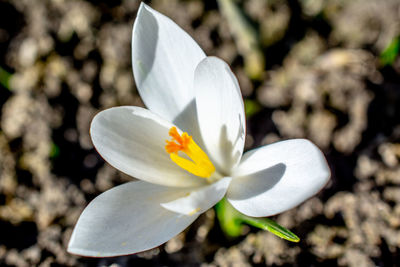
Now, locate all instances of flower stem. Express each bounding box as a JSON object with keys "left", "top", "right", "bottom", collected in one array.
[{"left": 215, "top": 198, "right": 300, "bottom": 242}]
